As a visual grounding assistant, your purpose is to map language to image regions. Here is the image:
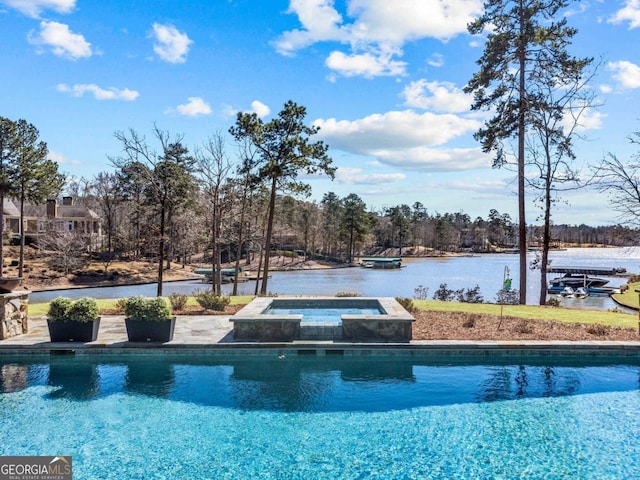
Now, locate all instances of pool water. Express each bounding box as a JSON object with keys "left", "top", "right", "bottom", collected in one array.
[
  {"left": 1, "top": 353, "right": 640, "bottom": 479},
  {"left": 264, "top": 307, "right": 382, "bottom": 323}
]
